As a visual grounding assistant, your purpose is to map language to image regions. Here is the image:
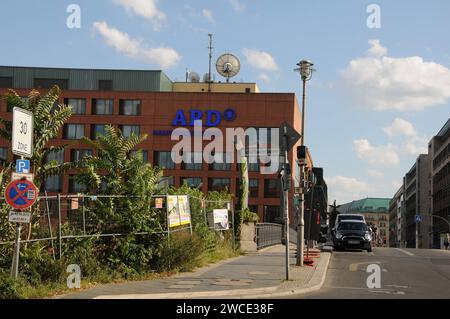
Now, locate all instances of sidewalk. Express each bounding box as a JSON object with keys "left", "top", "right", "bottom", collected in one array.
[{"left": 60, "top": 244, "right": 330, "bottom": 299}]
